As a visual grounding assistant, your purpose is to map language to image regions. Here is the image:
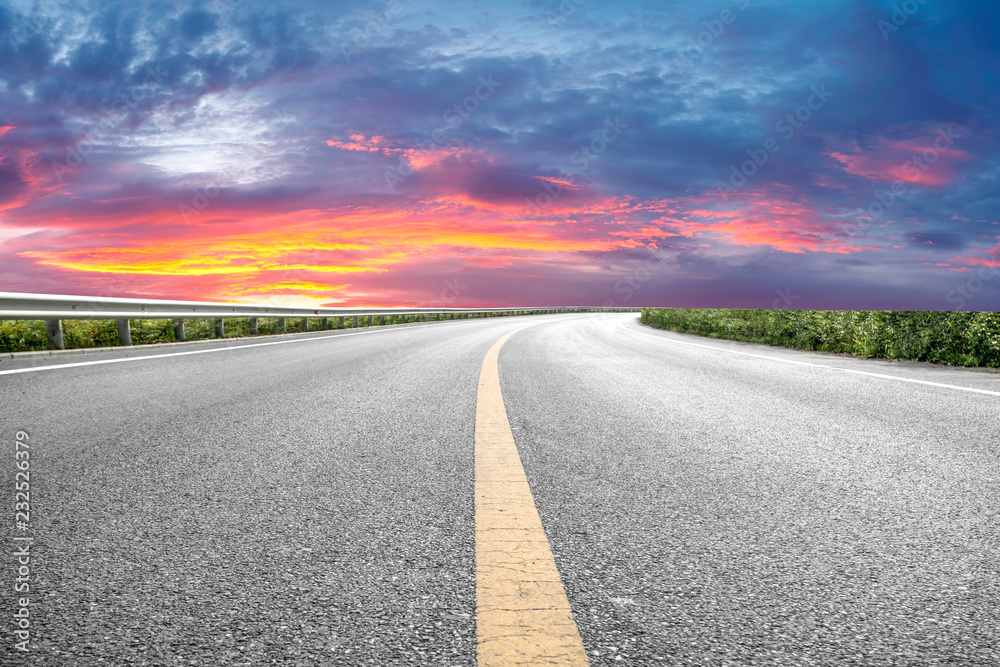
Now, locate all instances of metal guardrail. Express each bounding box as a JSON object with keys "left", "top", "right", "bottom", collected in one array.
[{"left": 0, "top": 292, "right": 637, "bottom": 350}]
